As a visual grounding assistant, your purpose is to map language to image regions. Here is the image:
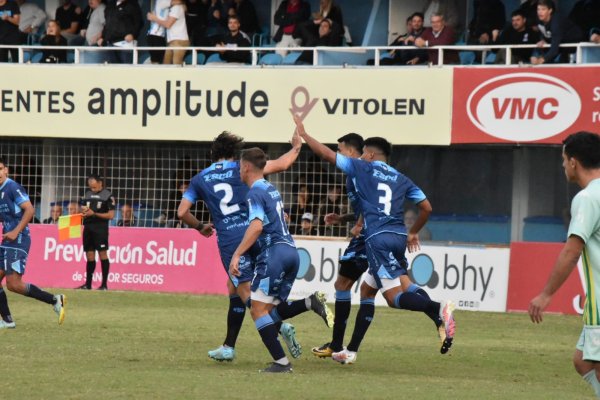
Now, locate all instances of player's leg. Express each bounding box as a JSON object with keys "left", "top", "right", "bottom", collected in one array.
[
  {"left": 251, "top": 299, "right": 291, "bottom": 373},
  {"left": 97, "top": 227, "right": 111, "bottom": 290},
  {"left": 0, "top": 266, "right": 15, "bottom": 329},
  {"left": 574, "top": 329, "right": 600, "bottom": 397},
  {"left": 79, "top": 227, "right": 97, "bottom": 289}
]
